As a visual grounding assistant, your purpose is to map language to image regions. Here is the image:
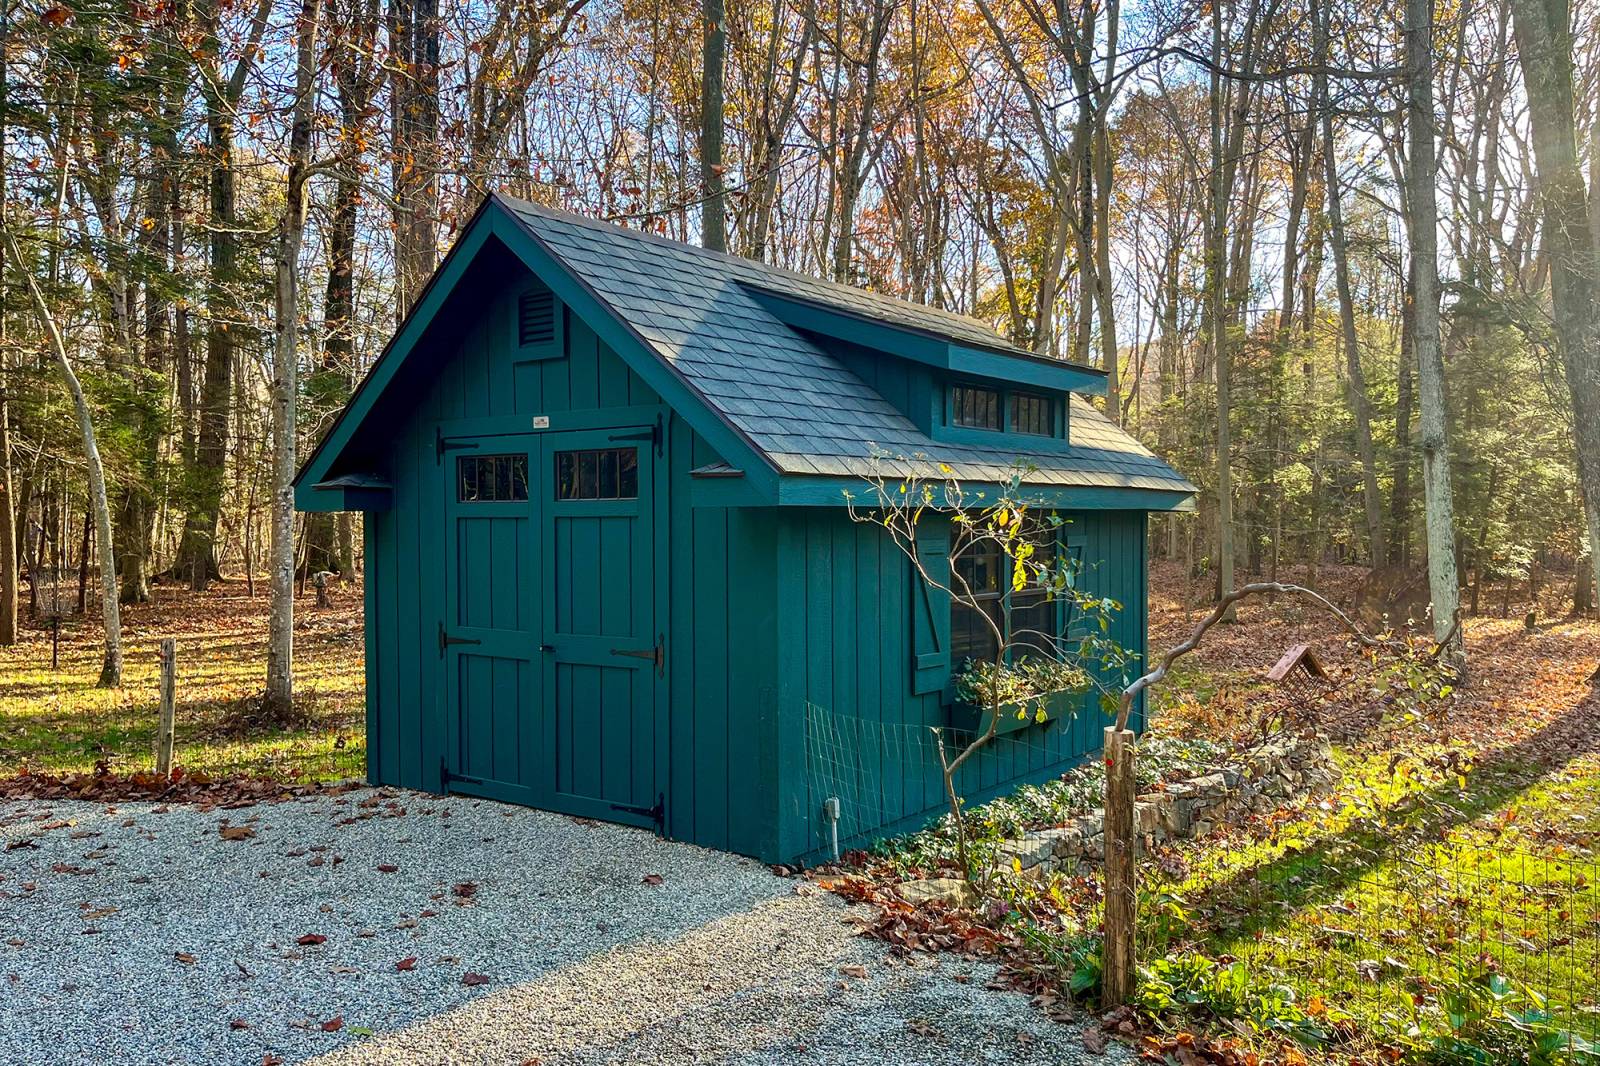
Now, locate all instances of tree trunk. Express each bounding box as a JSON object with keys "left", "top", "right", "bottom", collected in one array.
[
  {"left": 390, "top": 0, "right": 440, "bottom": 317},
  {"left": 265, "top": 0, "right": 324, "bottom": 720},
  {"left": 1405, "top": 0, "right": 1464, "bottom": 655},
  {"left": 336, "top": 512, "right": 356, "bottom": 575},
  {"left": 0, "top": 0, "right": 15, "bottom": 647},
  {"left": 1315, "top": 1, "right": 1386, "bottom": 568},
  {"left": 700, "top": 0, "right": 727, "bottom": 253},
  {"left": 1392, "top": 270, "right": 1416, "bottom": 569},
  {"left": 0, "top": 346, "right": 14, "bottom": 647},
  {"left": 181, "top": 100, "right": 238, "bottom": 589},
  {"left": 1509, "top": 0, "right": 1600, "bottom": 607},
  {"left": 4, "top": 228, "right": 123, "bottom": 685},
  {"left": 1208, "top": 0, "right": 1236, "bottom": 620}
]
